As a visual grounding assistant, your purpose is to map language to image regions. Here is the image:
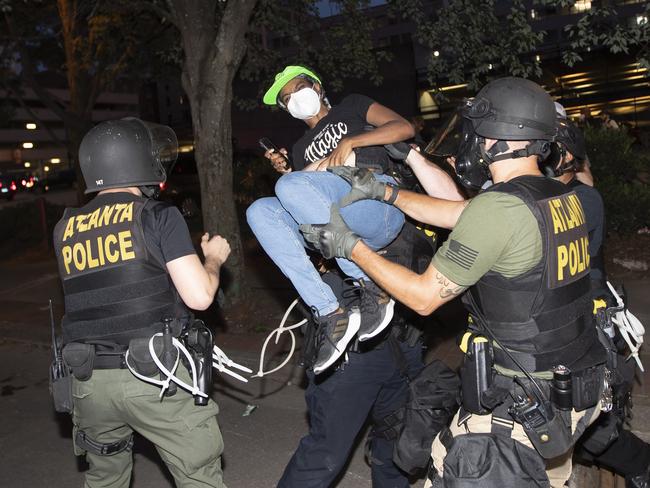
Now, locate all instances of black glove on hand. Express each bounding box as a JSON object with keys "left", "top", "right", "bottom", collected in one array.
[
  {"left": 328, "top": 166, "right": 387, "bottom": 207},
  {"left": 299, "top": 204, "right": 361, "bottom": 259}
]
